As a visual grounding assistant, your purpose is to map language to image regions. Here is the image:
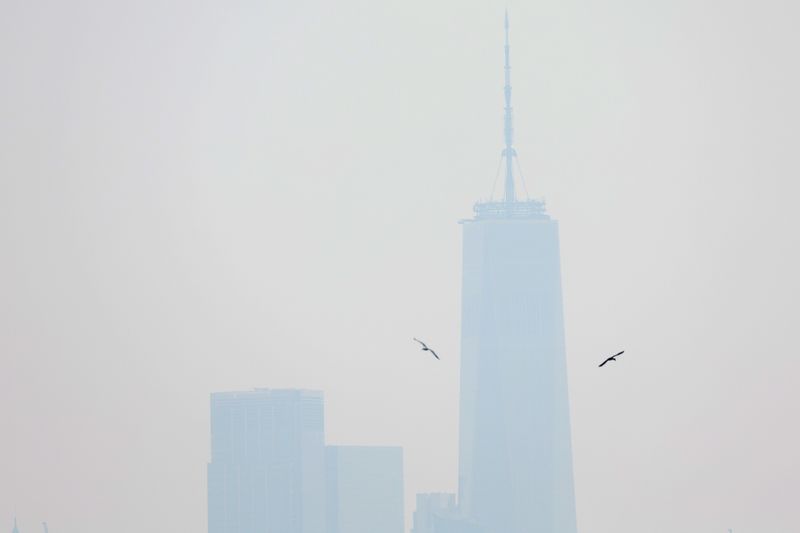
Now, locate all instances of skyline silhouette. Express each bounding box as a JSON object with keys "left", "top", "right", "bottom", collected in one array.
[{"left": 2, "top": 2, "right": 799, "bottom": 532}]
